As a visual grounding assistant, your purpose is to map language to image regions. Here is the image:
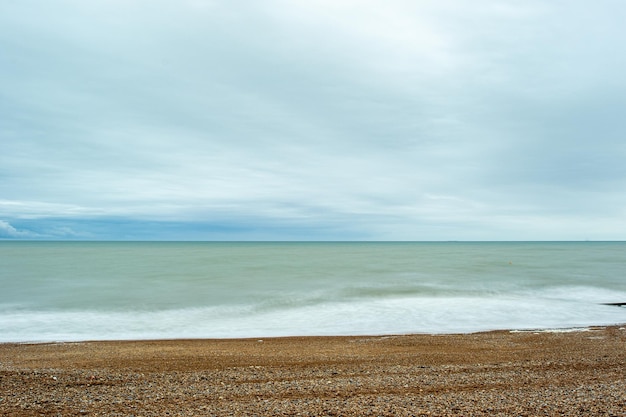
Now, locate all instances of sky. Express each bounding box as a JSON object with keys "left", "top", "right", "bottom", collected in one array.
[{"left": 1, "top": 0, "right": 626, "bottom": 241}]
